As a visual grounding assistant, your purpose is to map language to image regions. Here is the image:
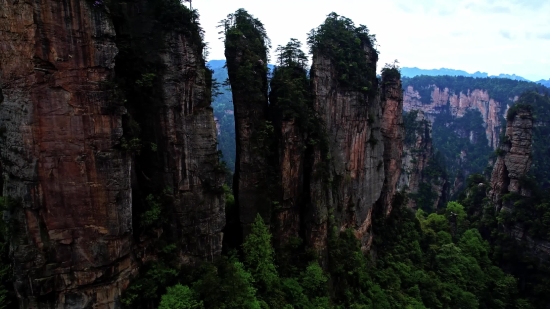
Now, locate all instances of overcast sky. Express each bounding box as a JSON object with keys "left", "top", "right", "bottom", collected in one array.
[{"left": 193, "top": 0, "right": 550, "bottom": 81}]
